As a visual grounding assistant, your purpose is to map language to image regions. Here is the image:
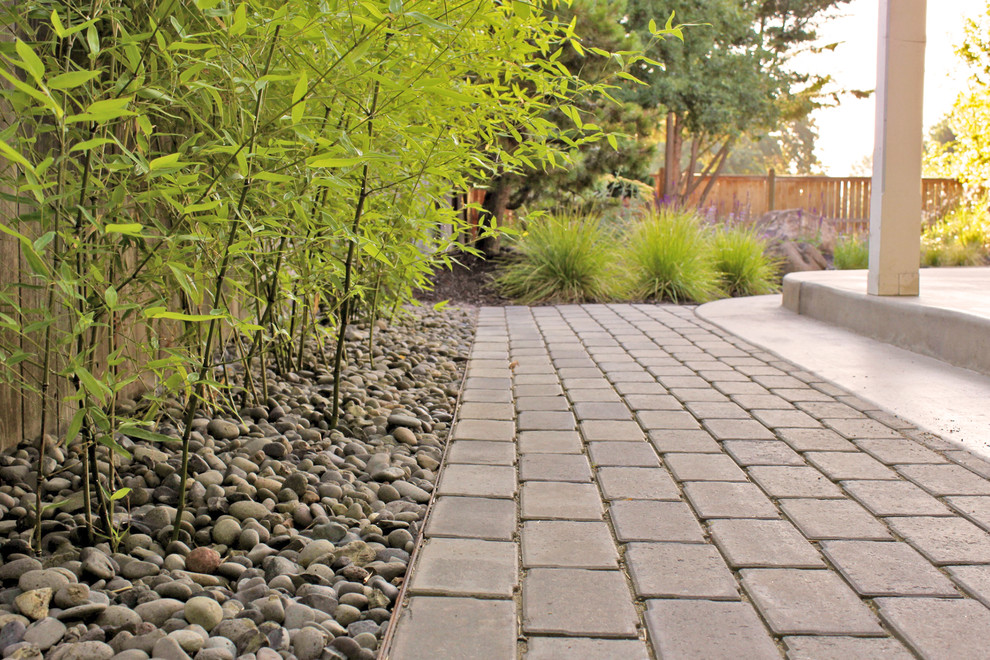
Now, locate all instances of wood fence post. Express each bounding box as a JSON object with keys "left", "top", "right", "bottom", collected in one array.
[{"left": 767, "top": 169, "right": 776, "bottom": 212}]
